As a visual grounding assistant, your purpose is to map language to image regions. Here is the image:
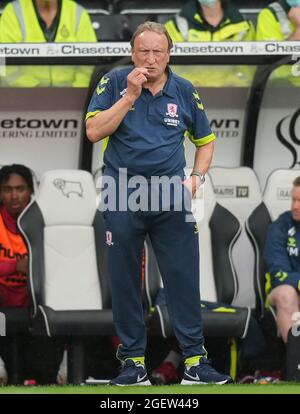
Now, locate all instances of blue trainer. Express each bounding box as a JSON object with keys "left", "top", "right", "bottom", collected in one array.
[
  {"left": 110, "top": 359, "right": 151, "bottom": 386},
  {"left": 181, "top": 357, "right": 233, "bottom": 385}
]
